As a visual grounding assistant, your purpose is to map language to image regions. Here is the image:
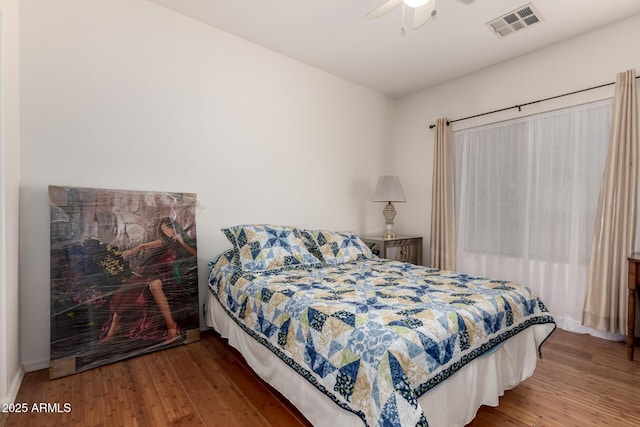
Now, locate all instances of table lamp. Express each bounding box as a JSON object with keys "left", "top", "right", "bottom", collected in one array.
[{"left": 372, "top": 175, "right": 406, "bottom": 239}]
